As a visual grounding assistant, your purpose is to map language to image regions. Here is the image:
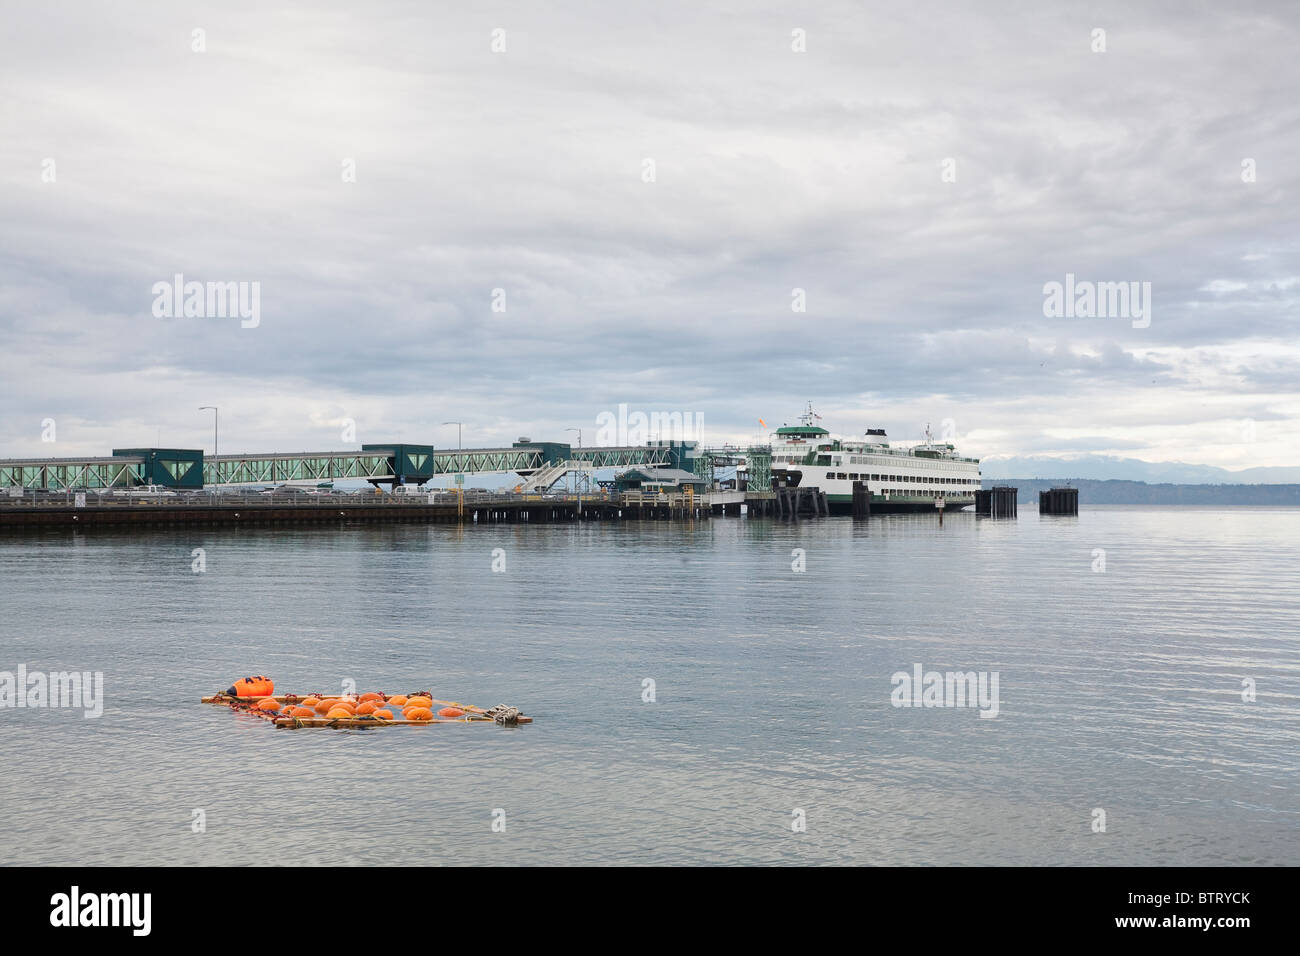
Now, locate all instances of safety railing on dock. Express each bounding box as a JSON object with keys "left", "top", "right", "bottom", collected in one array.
[{"left": 0, "top": 489, "right": 715, "bottom": 511}]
